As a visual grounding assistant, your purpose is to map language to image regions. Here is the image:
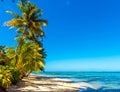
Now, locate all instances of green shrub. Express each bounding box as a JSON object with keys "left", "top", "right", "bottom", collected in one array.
[
  {"left": 0, "top": 65, "right": 13, "bottom": 88},
  {"left": 8, "top": 67, "right": 20, "bottom": 84},
  {"left": 0, "top": 65, "right": 20, "bottom": 89},
  {"left": 4, "top": 66, "right": 20, "bottom": 84}
]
